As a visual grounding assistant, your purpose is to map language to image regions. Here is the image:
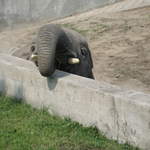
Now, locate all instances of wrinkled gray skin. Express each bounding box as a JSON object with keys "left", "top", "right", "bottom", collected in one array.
[{"left": 13, "top": 26, "right": 94, "bottom": 79}]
